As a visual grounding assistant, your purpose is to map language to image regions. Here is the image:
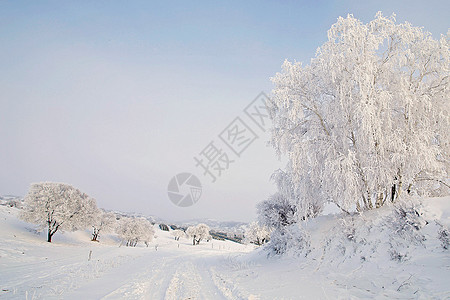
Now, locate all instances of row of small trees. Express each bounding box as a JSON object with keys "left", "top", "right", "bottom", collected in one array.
[
  {"left": 20, "top": 182, "right": 155, "bottom": 246},
  {"left": 20, "top": 182, "right": 270, "bottom": 247},
  {"left": 171, "top": 223, "right": 271, "bottom": 246}
]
